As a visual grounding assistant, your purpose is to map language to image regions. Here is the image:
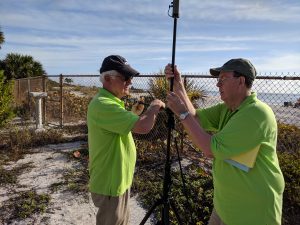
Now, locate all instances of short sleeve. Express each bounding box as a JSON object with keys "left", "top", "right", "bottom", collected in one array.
[
  {"left": 88, "top": 97, "right": 139, "bottom": 135},
  {"left": 211, "top": 111, "right": 264, "bottom": 159},
  {"left": 196, "top": 103, "right": 223, "bottom": 131}
]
